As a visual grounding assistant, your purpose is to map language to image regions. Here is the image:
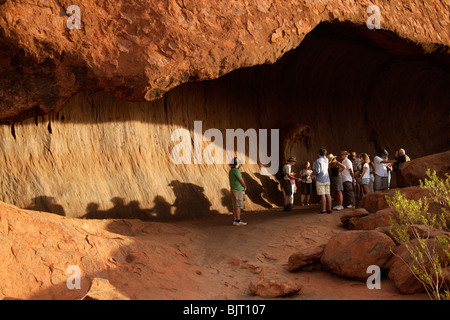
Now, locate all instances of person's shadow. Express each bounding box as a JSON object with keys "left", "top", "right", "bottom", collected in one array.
[
  {"left": 254, "top": 173, "right": 283, "bottom": 207},
  {"left": 81, "top": 181, "right": 218, "bottom": 221},
  {"left": 147, "top": 195, "right": 173, "bottom": 220},
  {"left": 83, "top": 197, "right": 139, "bottom": 219},
  {"left": 27, "top": 196, "right": 66, "bottom": 216},
  {"left": 241, "top": 172, "right": 273, "bottom": 208},
  {"left": 168, "top": 180, "right": 217, "bottom": 219},
  {"left": 220, "top": 188, "right": 233, "bottom": 212}
]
